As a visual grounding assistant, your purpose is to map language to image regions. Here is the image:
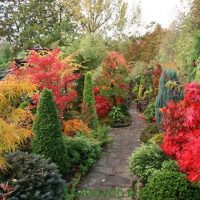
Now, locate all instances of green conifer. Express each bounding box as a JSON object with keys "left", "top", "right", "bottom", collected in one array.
[
  {"left": 82, "top": 72, "right": 98, "bottom": 129},
  {"left": 32, "top": 89, "right": 67, "bottom": 174},
  {"left": 155, "top": 69, "right": 182, "bottom": 124}
]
